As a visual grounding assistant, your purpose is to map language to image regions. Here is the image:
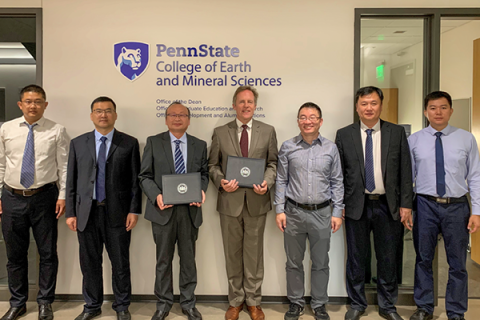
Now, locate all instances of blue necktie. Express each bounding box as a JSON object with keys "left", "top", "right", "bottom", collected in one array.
[
  {"left": 20, "top": 122, "right": 37, "bottom": 188},
  {"left": 365, "top": 129, "right": 375, "bottom": 192},
  {"left": 435, "top": 132, "right": 446, "bottom": 197},
  {"left": 174, "top": 140, "right": 185, "bottom": 174},
  {"left": 96, "top": 136, "right": 107, "bottom": 202}
]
